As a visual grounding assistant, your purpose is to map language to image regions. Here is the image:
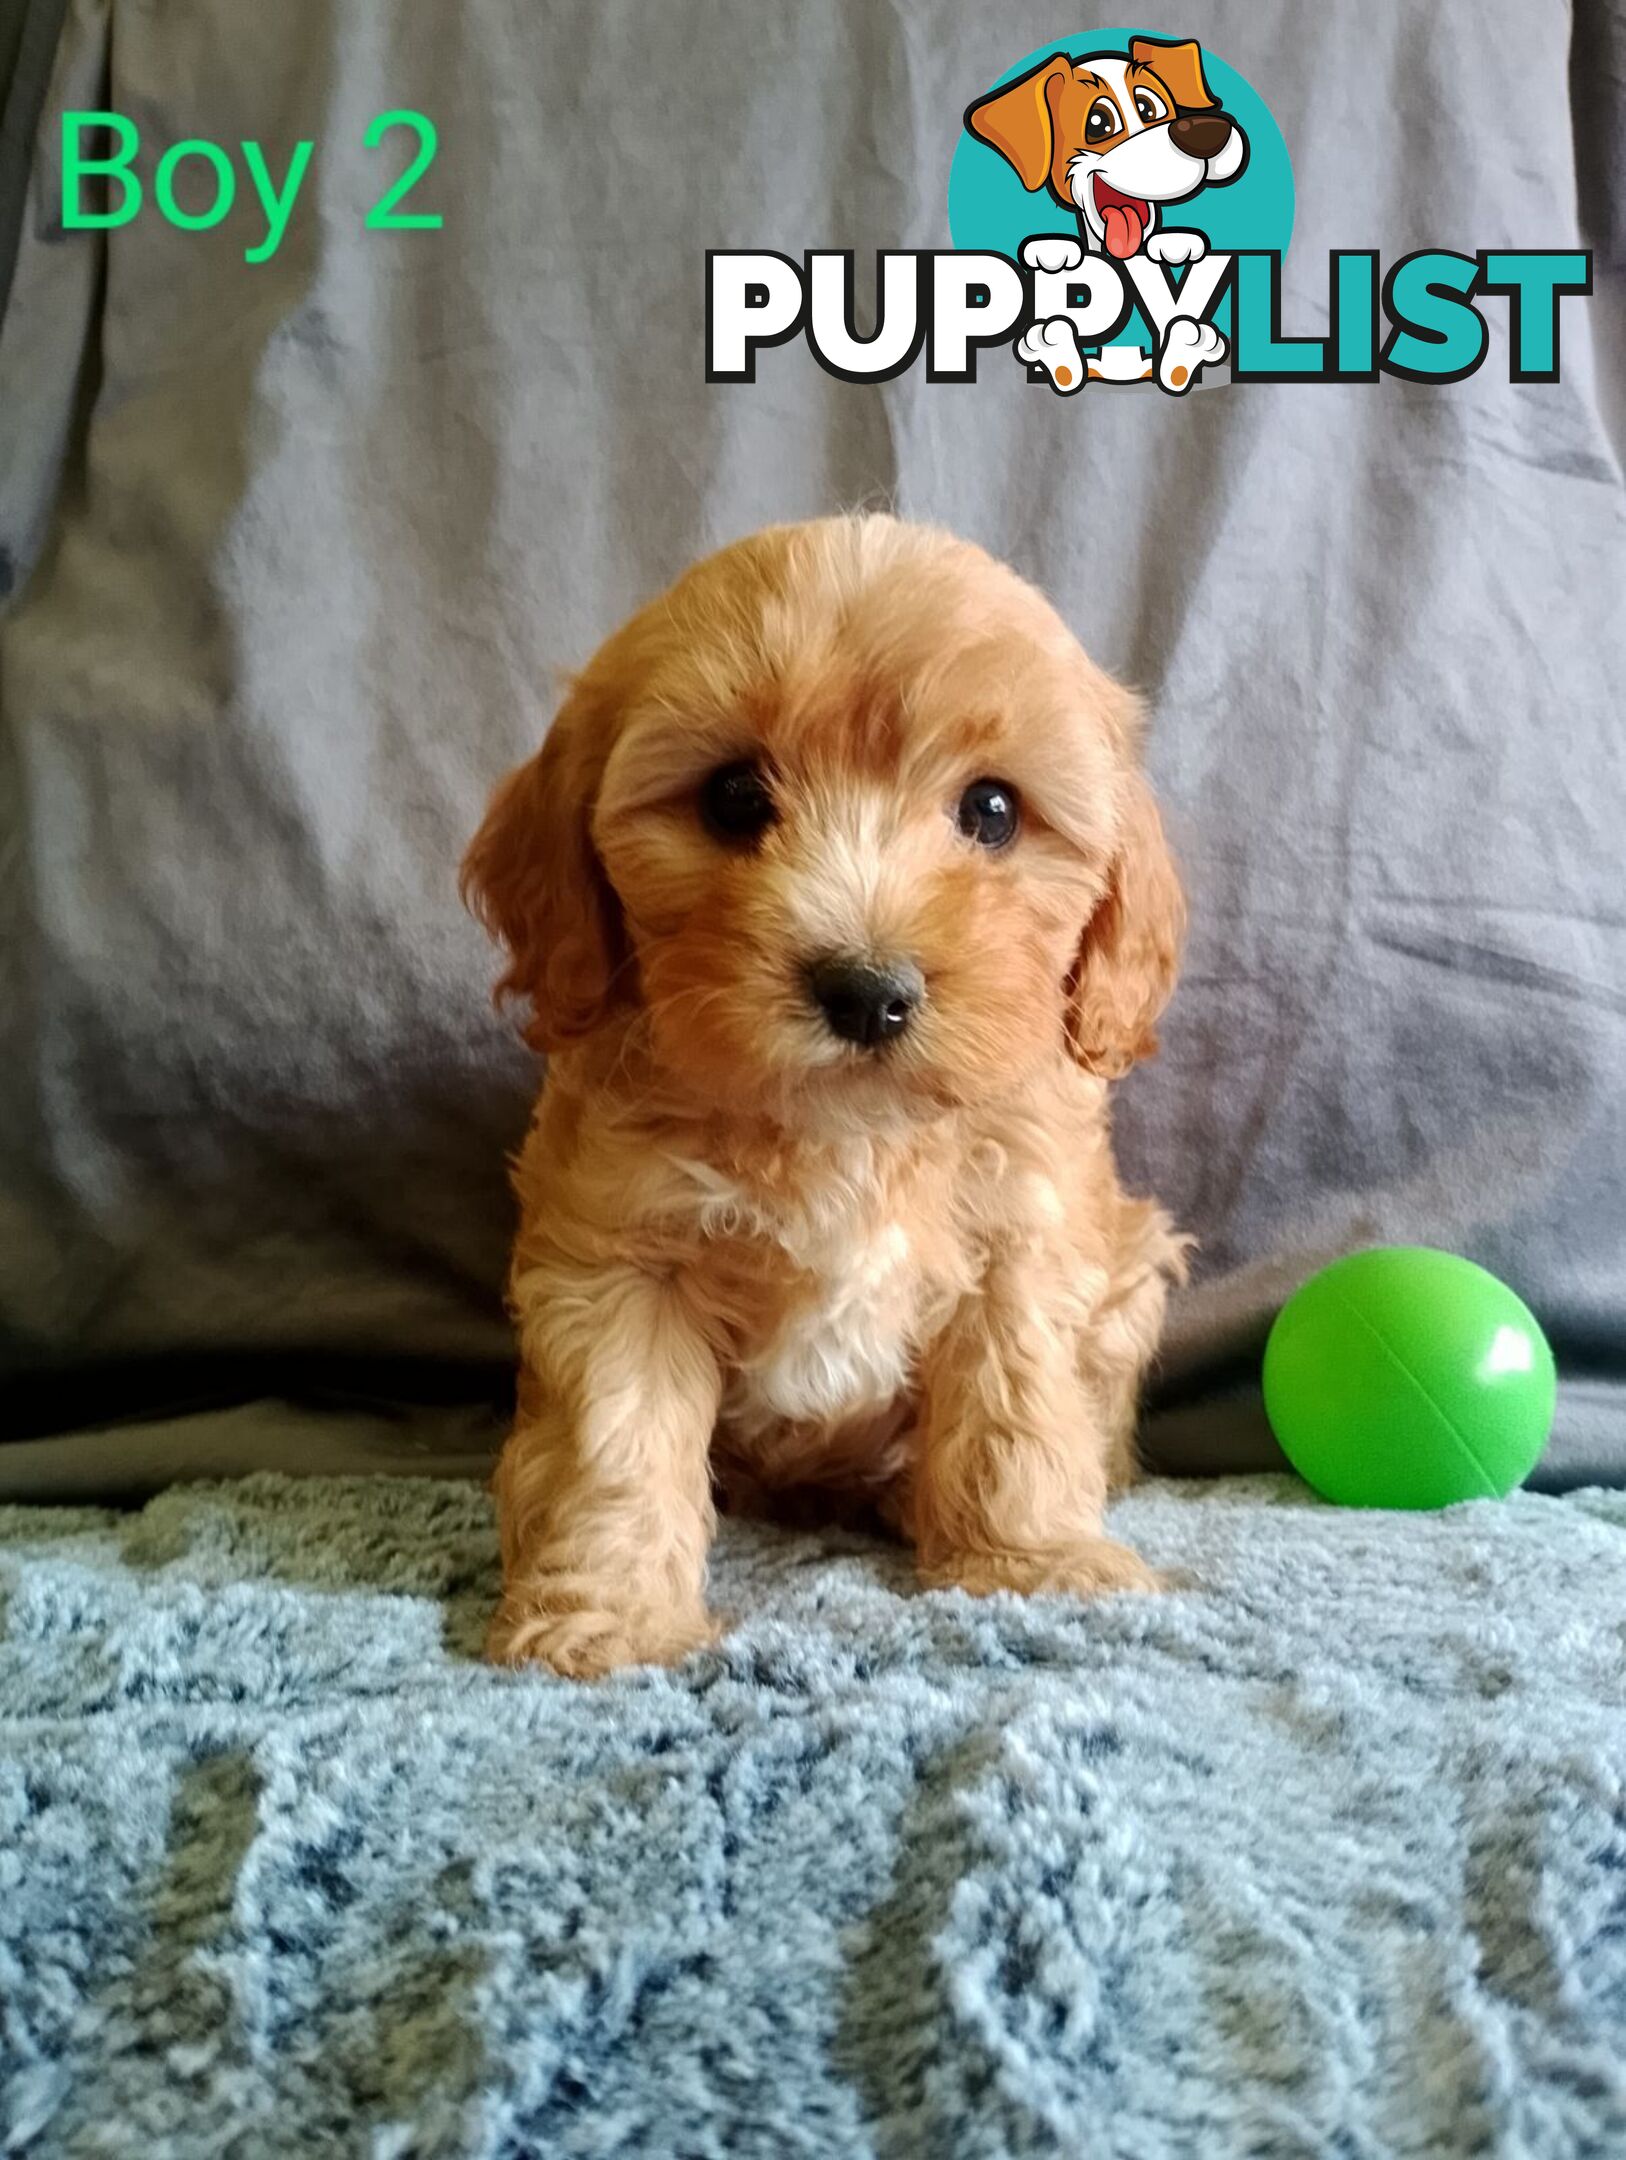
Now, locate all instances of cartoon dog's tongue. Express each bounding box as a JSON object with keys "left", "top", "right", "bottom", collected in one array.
[
  {"left": 1093, "top": 178, "right": 1149, "bottom": 260},
  {"left": 1102, "top": 201, "right": 1146, "bottom": 257}
]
